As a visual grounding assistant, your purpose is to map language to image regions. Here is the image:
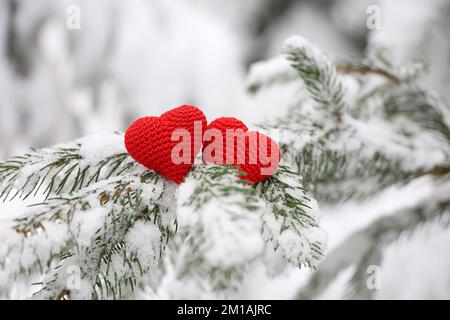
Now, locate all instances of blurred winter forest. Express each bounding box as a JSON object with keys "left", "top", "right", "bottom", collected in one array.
[{"left": 1, "top": 0, "right": 450, "bottom": 299}]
